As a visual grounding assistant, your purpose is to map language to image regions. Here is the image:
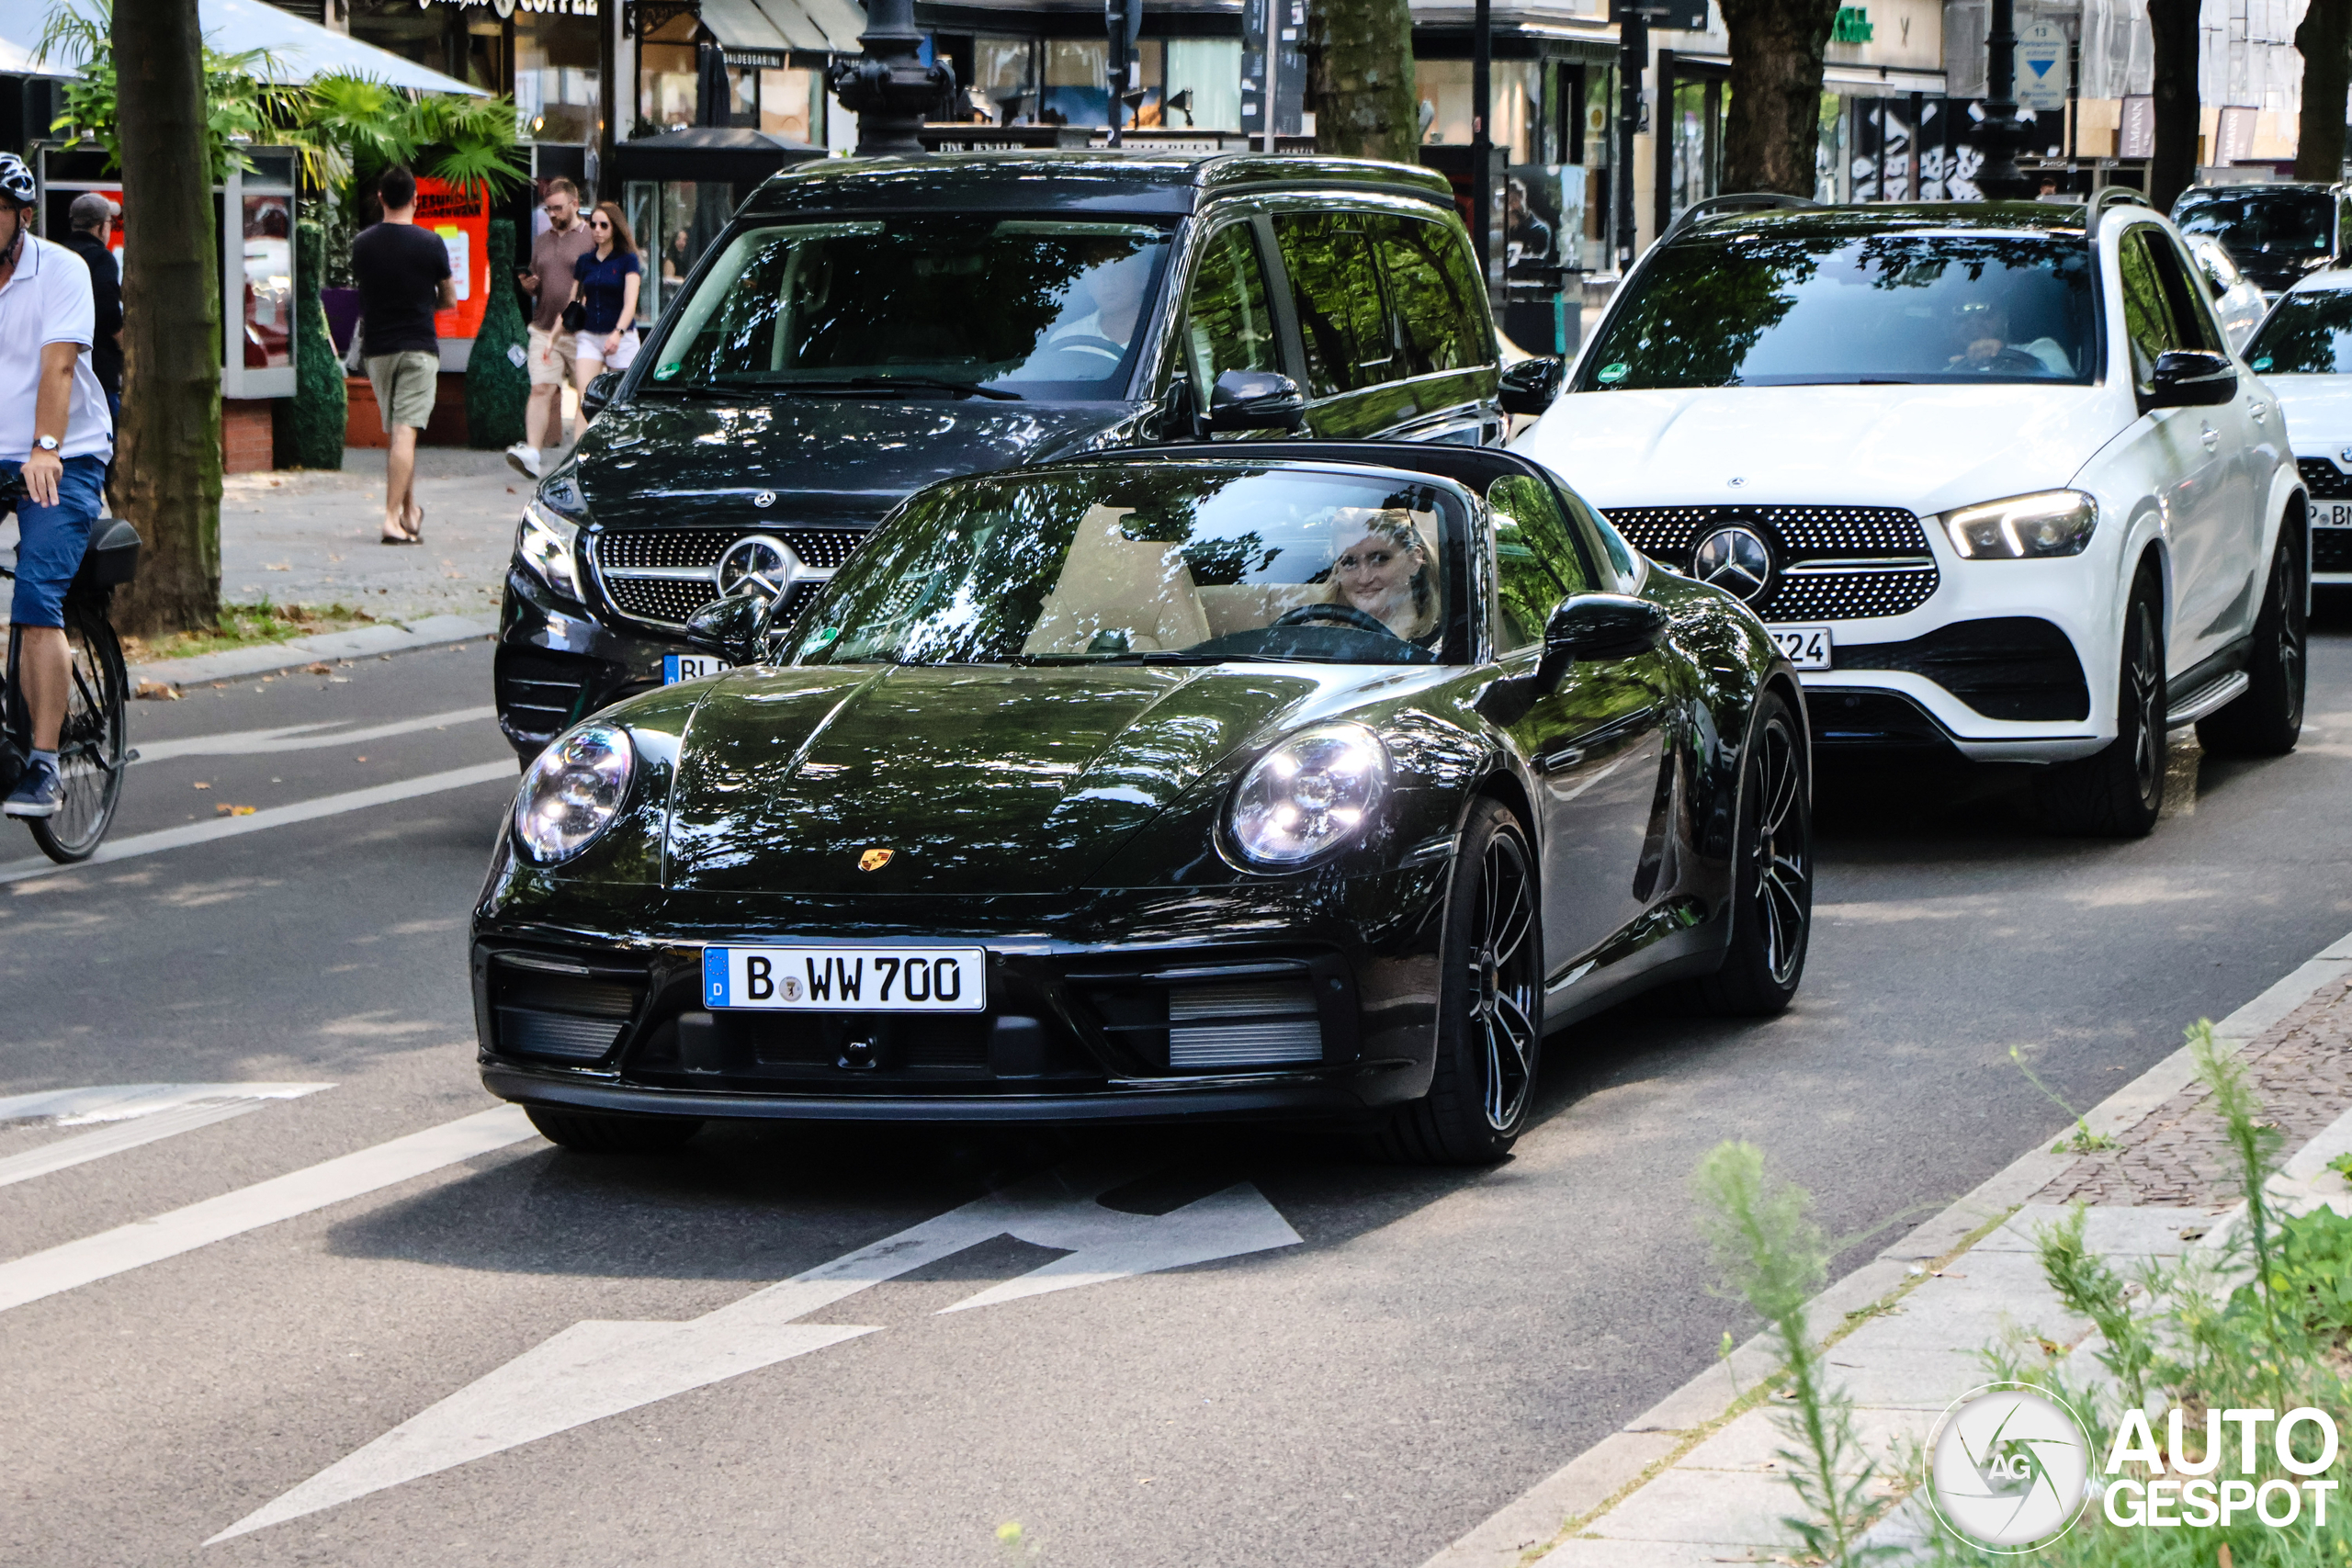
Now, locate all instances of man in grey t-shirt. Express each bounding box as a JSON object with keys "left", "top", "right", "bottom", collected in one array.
[{"left": 509, "top": 179, "right": 594, "bottom": 479}]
